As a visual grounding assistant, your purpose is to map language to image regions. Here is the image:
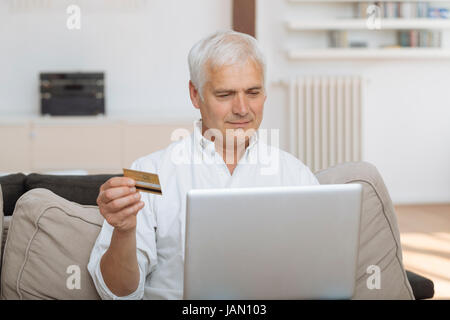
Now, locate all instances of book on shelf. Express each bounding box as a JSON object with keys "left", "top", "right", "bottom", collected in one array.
[
  {"left": 328, "top": 31, "right": 370, "bottom": 48},
  {"left": 398, "top": 30, "right": 442, "bottom": 47},
  {"left": 326, "top": 30, "right": 441, "bottom": 49},
  {"left": 355, "top": 2, "right": 449, "bottom": 19},
  {"left": 328, "top": 31, "right": 348, "bottom": 48},
  {"left": 349, "top": 41, "right": 368, "bottom": 48}
]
